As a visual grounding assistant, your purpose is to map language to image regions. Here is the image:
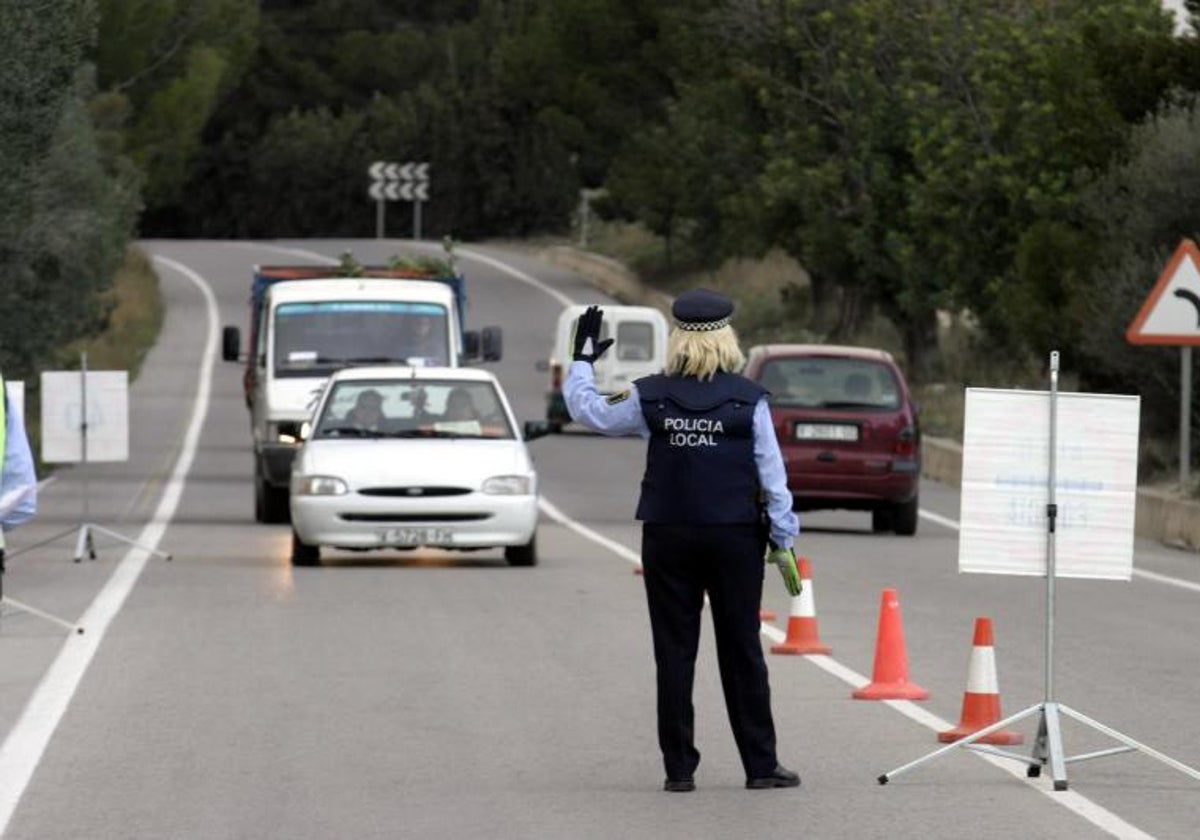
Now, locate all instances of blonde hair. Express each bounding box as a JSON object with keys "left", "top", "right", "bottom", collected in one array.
[{"left": 665, "top": 325, "right": 745, "bottom": 380}]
